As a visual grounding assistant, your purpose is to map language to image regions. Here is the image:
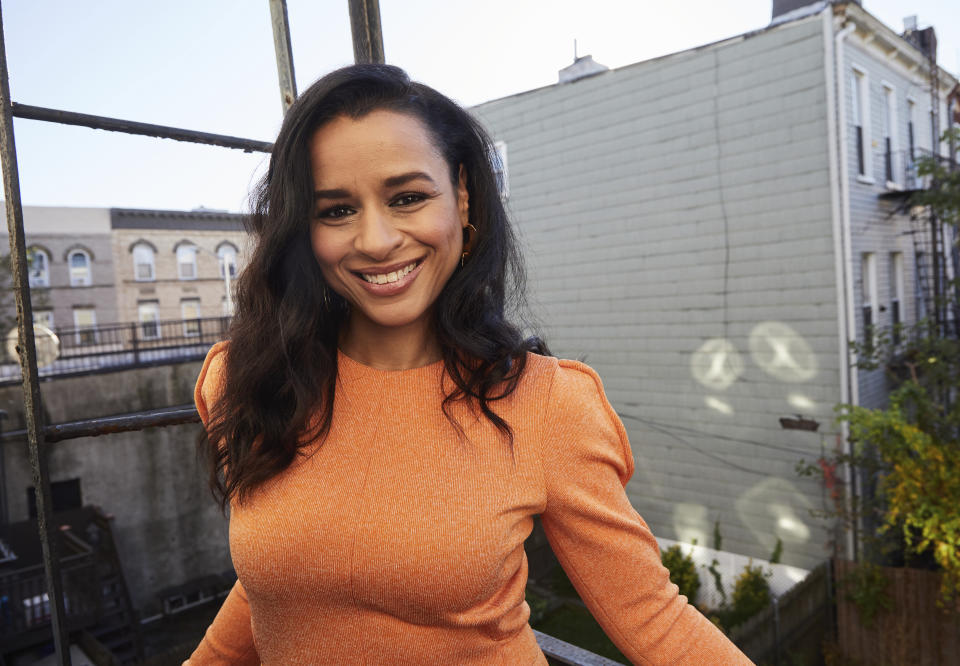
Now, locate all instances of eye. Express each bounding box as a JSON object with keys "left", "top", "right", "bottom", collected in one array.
[
  {"left": 316, "top": 205, "right": 355, "bottom": 221},
  {"left": 391, "top": 192, "right": 429, "bottom": 207}
]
